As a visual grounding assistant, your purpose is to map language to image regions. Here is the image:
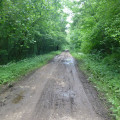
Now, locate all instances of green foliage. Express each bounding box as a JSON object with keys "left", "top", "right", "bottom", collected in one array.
[
  {"left": 0, "top": 0, "right": 67, "bottom": 64},
  {"left": 70, "top": 0, "right": 120, "bottom": 55},
  {"left": 72, "top": 52, "right": 120, "bottom": 119},
  {"left": 0, "top": 51, "right": 60, "bottom": 85},
  {"left": 68, "top": 1, "right": 120, "bottom": 118}
]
